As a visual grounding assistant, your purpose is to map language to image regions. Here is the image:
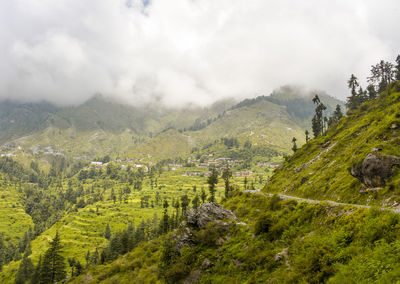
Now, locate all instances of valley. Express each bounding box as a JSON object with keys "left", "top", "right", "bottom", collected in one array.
[{"left": 1, "top": 80, "right": 400, "bottom": 283}]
